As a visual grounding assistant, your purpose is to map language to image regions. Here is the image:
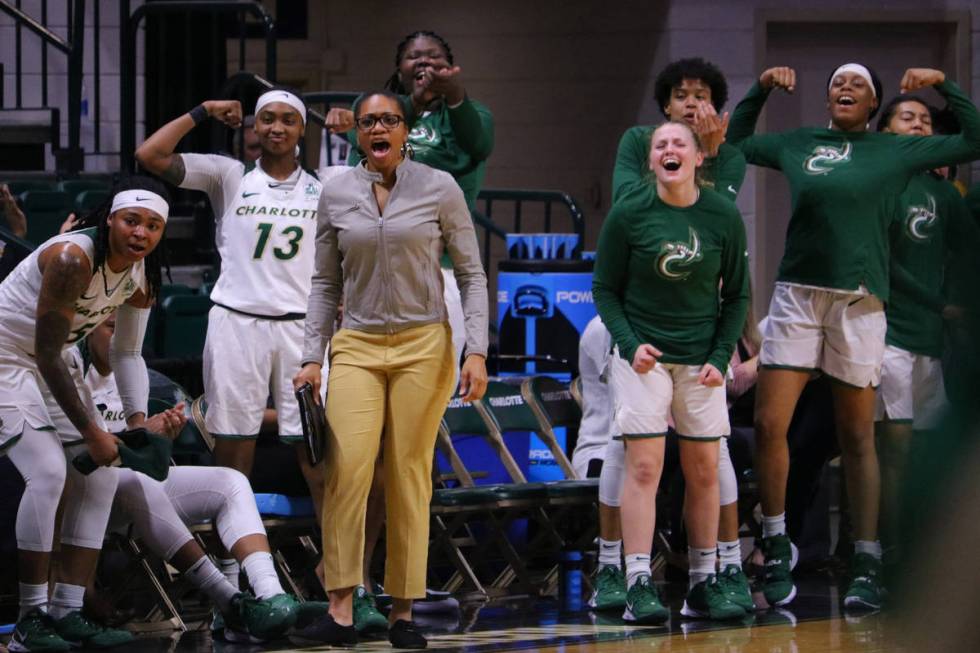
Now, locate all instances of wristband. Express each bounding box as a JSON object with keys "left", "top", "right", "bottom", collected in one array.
[{"left": 189, "top": 104, "right": 209, "bottom": 126}]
